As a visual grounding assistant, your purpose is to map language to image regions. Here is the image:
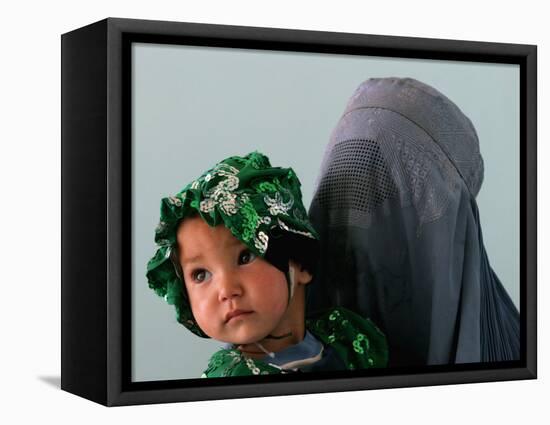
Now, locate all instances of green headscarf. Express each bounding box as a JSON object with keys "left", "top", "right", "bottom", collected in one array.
[{"left": 146, "top": 151, "right": 319, "bottom": 337}]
